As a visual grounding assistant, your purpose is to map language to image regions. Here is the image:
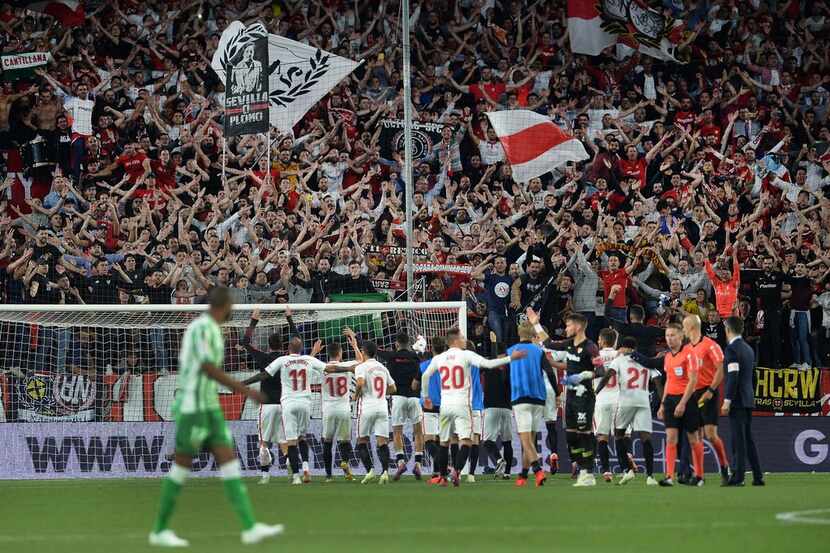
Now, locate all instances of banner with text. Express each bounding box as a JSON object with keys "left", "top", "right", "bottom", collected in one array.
[
  {"left": 754, "top": 367, "right": 825, "bottom": 414},
  {"left": 224, "top": 36, "right": 270, "bottom": 136},
  {"left": 1, "top": 51, "right": 51, "bottom": 81},
  {"left": 3, "top": 416, "right": 828, "bottom": 479},
  {"left": 378, "top": 119, "right": 443, "bottom": 162}
]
